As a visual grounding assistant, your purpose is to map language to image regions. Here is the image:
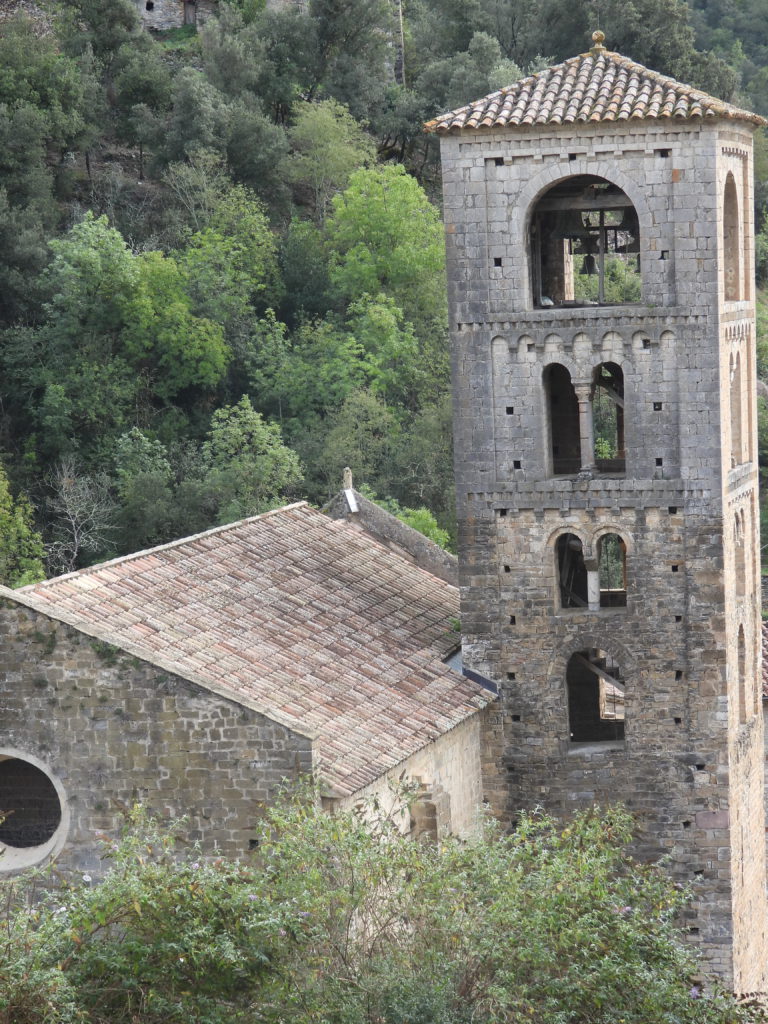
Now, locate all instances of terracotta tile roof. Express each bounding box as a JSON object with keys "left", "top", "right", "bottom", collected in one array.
[
  {"left": 17, "top": 503, "right": 490, "bottom": 796},
  {"left": 425, "top": 37, "right": 765, "bottom": 133}
]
